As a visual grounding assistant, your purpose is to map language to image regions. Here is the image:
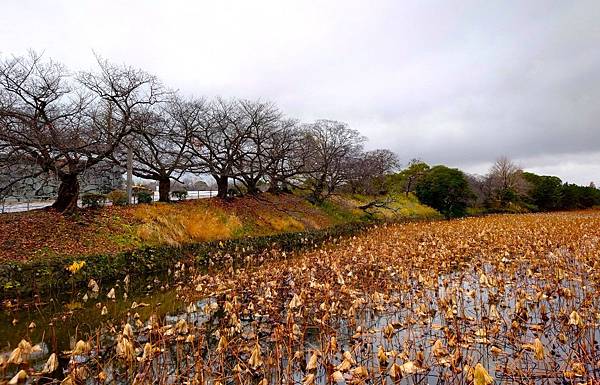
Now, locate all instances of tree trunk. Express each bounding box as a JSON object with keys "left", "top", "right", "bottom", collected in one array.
[
  {"left": 405, "top": 178, "right": 413, "bottom": 196},
  {"left": 268, "top": 184, "right": 280, "bottom": 194},
  {"left": 245, "top": 180, "right": 260, "bottom": 195},
  {"left": 267, "top": 185, "right": 279, "bottom": 194},
  {"left": 267, "top": 176, "right": 281, "bottom": 193},
  {"left": 311, "top": 177, "right": 326, "bottom": 203},
  {"left": 215, "top": 175, "right": 229, "bottom": 199},
  {"left": 158, "top": 177, "right": 171, "bottom": 202},
  {"left": 52, "top": 174, "right": 80, "bottom": 213},
  {"left": 280, "top": 183, "right": 292, "bottom": 194},
  {"left": 310, "top": 183, "right": 325, "bottom": 204}
]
